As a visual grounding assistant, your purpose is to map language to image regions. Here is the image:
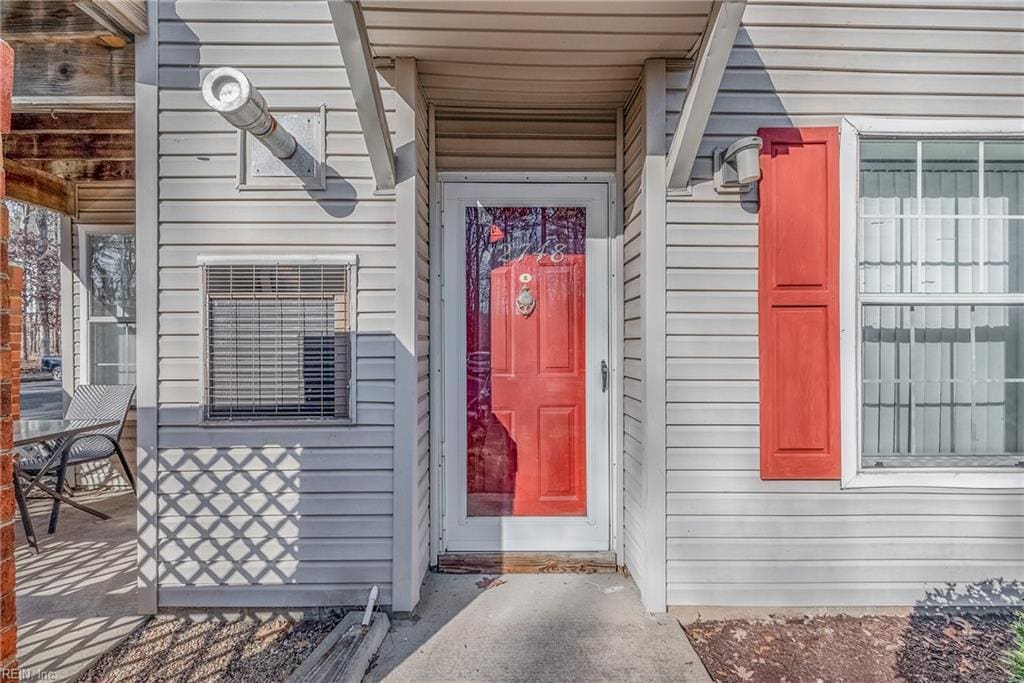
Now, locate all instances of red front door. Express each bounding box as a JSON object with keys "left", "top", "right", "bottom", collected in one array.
[
  {"left": 490, "top": 254, "right": 587, "bottom": 515},
  {"left": 465, "top": 207, "right": 588, "bottom": 517}
]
